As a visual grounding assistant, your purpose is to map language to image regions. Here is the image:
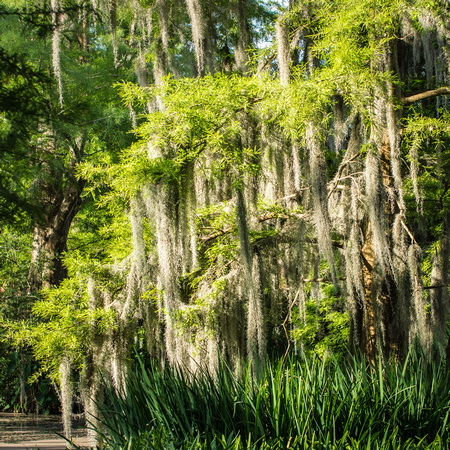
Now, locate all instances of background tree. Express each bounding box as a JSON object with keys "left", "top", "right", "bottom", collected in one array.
[{"left": 0, "top": 0, "right": 133, "bottom": 420}]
